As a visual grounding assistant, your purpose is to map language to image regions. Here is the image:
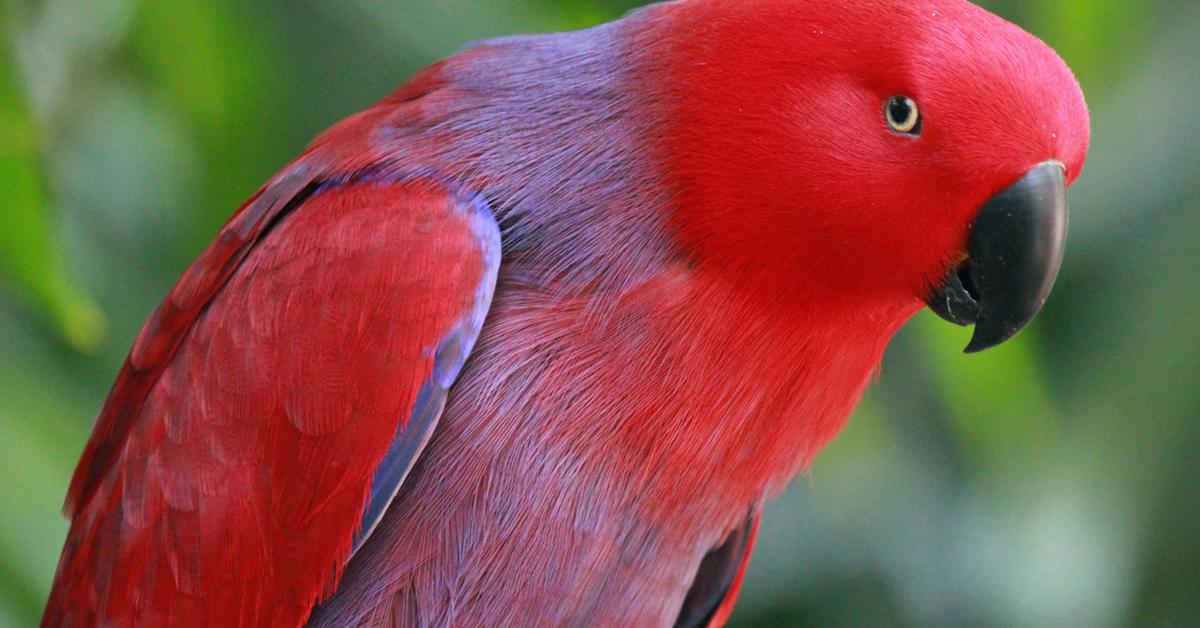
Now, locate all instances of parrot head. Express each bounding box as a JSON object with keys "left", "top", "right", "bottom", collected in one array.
[{"left": 655, "top": 0, "right": 1090, "bottom": 351}]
